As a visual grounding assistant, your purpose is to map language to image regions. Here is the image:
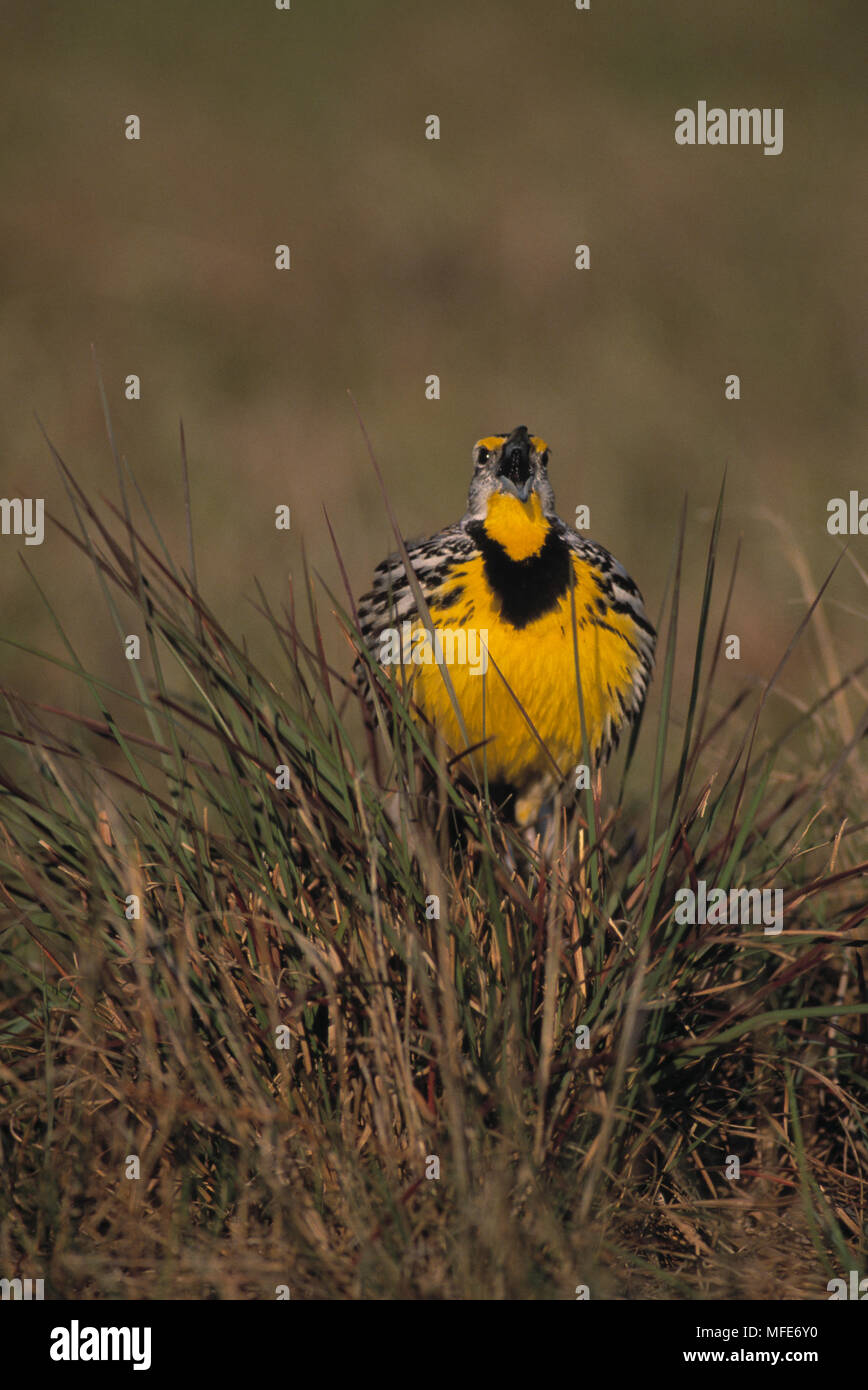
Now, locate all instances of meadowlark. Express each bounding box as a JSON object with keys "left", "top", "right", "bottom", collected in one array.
[{"left": 356, "top": 426, "right": 656, "bottom": 827}]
